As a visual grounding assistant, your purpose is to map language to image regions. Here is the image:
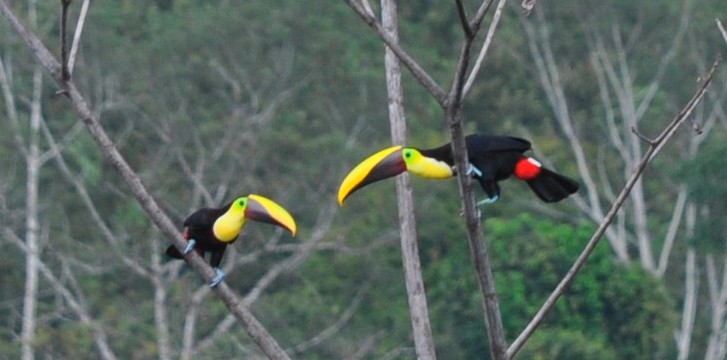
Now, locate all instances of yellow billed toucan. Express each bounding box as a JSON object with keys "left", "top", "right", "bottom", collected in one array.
[
  {"left": 166, "top": 194, "right": 297, "bottom": 287},
  {"left": 338, "top": 134, "right": 579, "bottom": 205}
]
